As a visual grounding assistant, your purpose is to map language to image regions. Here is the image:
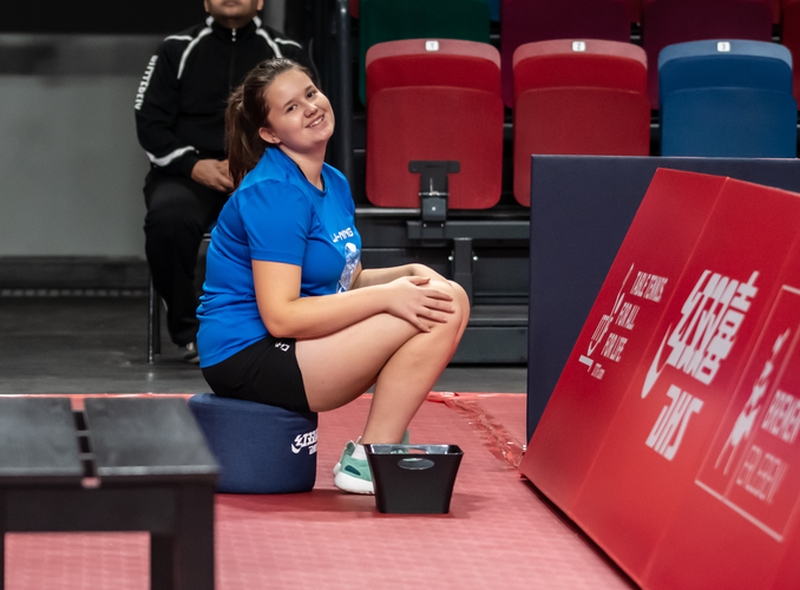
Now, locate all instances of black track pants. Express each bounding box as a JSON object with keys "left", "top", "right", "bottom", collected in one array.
[{"left": 143, "top": 171, "right": 226, "bottom": 346}]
